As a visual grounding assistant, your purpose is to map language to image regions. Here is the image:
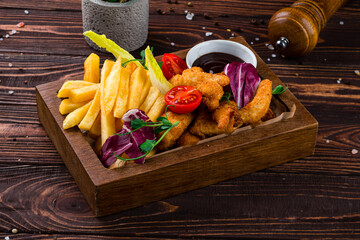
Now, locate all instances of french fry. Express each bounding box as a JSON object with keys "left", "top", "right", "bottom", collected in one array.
[
  {"left": 139, "top": 76, "right": 152, "bottom": 106},
  {"left": 113, "top": 63, "right": 134, "bottom": 118},
  {"left": 88, "top": 114, "right": 101, "bottom": 138},
  {"left": 57, "top": 80, "right": 94, "bottom": 98},
  {"left": 59, "top": 99, "right": 90, "bottom": 115},
  {"left": 139, "top": 86, "right": 160, "bottom": 113},
  {"left": 128, "top": 66, "right": 148, "bottom": 109},
  {"left": 100, "top": 60, "right": 116, "bottom": 146},
  {"left": 101, "top": 60, "right": 115, "bottom": 83},
  {"left": 68, "top": 84, "right": 99, "bottom": 103},
  {"left": 63, "top": 100, "right": 92, "bottom": 129},
  {"left": 78, "top": 88, "right": 101, "bottom": 130},
  {"left": 147, "top": 94, "right": 166, "bottom": 122},
  {"left": 84, "top": 53, "right": 100, "bottom": 83},
  {"left": 103, "top": 58, "right": 122, "bottom": 114}
]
